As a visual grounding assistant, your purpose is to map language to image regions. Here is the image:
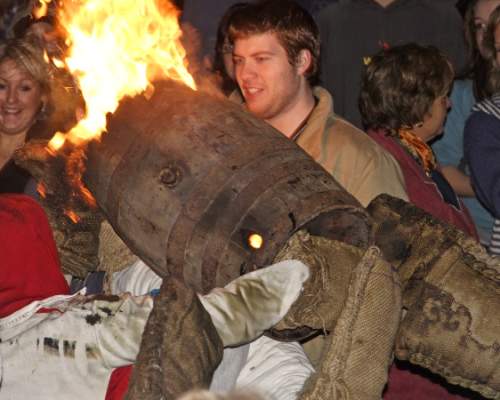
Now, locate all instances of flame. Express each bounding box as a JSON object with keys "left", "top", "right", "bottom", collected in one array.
[
  {"left": 49, "top": 0, "right": 195, "bottom": 150},
  {"left": 64, "top": 209, "right": 81, "bottom": 223},
  {"left": 34, "top": 0, "right": 52, "bottom": 19},
  {"left": 48, "top": 132, "right": 66, "bottom": 153},
  {"left": 37, "top": 183, "right": 47, "bottom": 198}
]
